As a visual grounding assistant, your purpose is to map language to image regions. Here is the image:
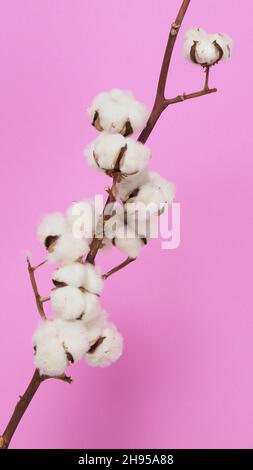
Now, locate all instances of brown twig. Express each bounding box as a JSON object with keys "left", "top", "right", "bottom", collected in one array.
[
  {"left": 103, "top": 257, "right": 136, "bottom": 280},
  {"left": 0, "top": 370, "right": 72, "bottom": 449},
  {"left": 26, "top": 257, "right": 47, "bottom": 320}
]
